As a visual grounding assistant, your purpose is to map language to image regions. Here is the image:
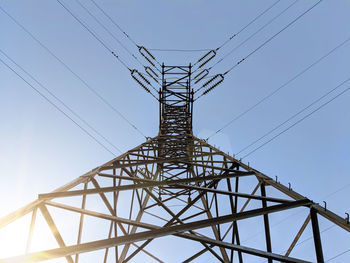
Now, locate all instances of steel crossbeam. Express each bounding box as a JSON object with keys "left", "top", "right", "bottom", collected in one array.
[{"left": 0, "top": 63, "right": 348, "bottom": 263}]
